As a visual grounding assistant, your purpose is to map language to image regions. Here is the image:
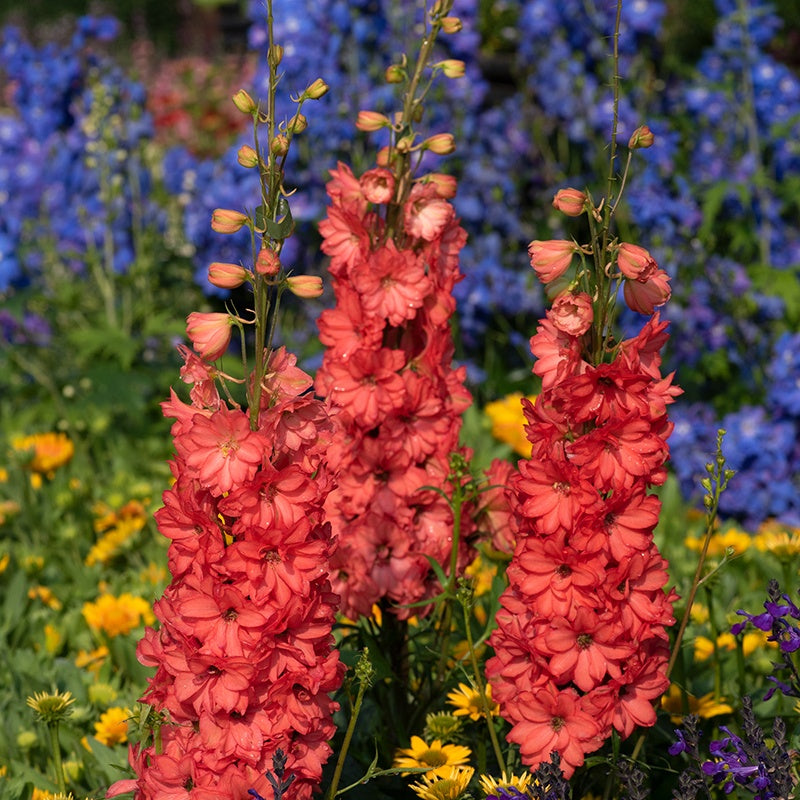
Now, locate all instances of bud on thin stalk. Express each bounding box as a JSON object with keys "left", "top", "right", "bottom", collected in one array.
[
  {"left": 423, "top": 133, "right": 456, "bottom": 155},
  {"left": 232, "top": 89, "right": 257, "bottom": 115},
  {"left": 286, "top": 275, "right": 323, "bottom": 299}
]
